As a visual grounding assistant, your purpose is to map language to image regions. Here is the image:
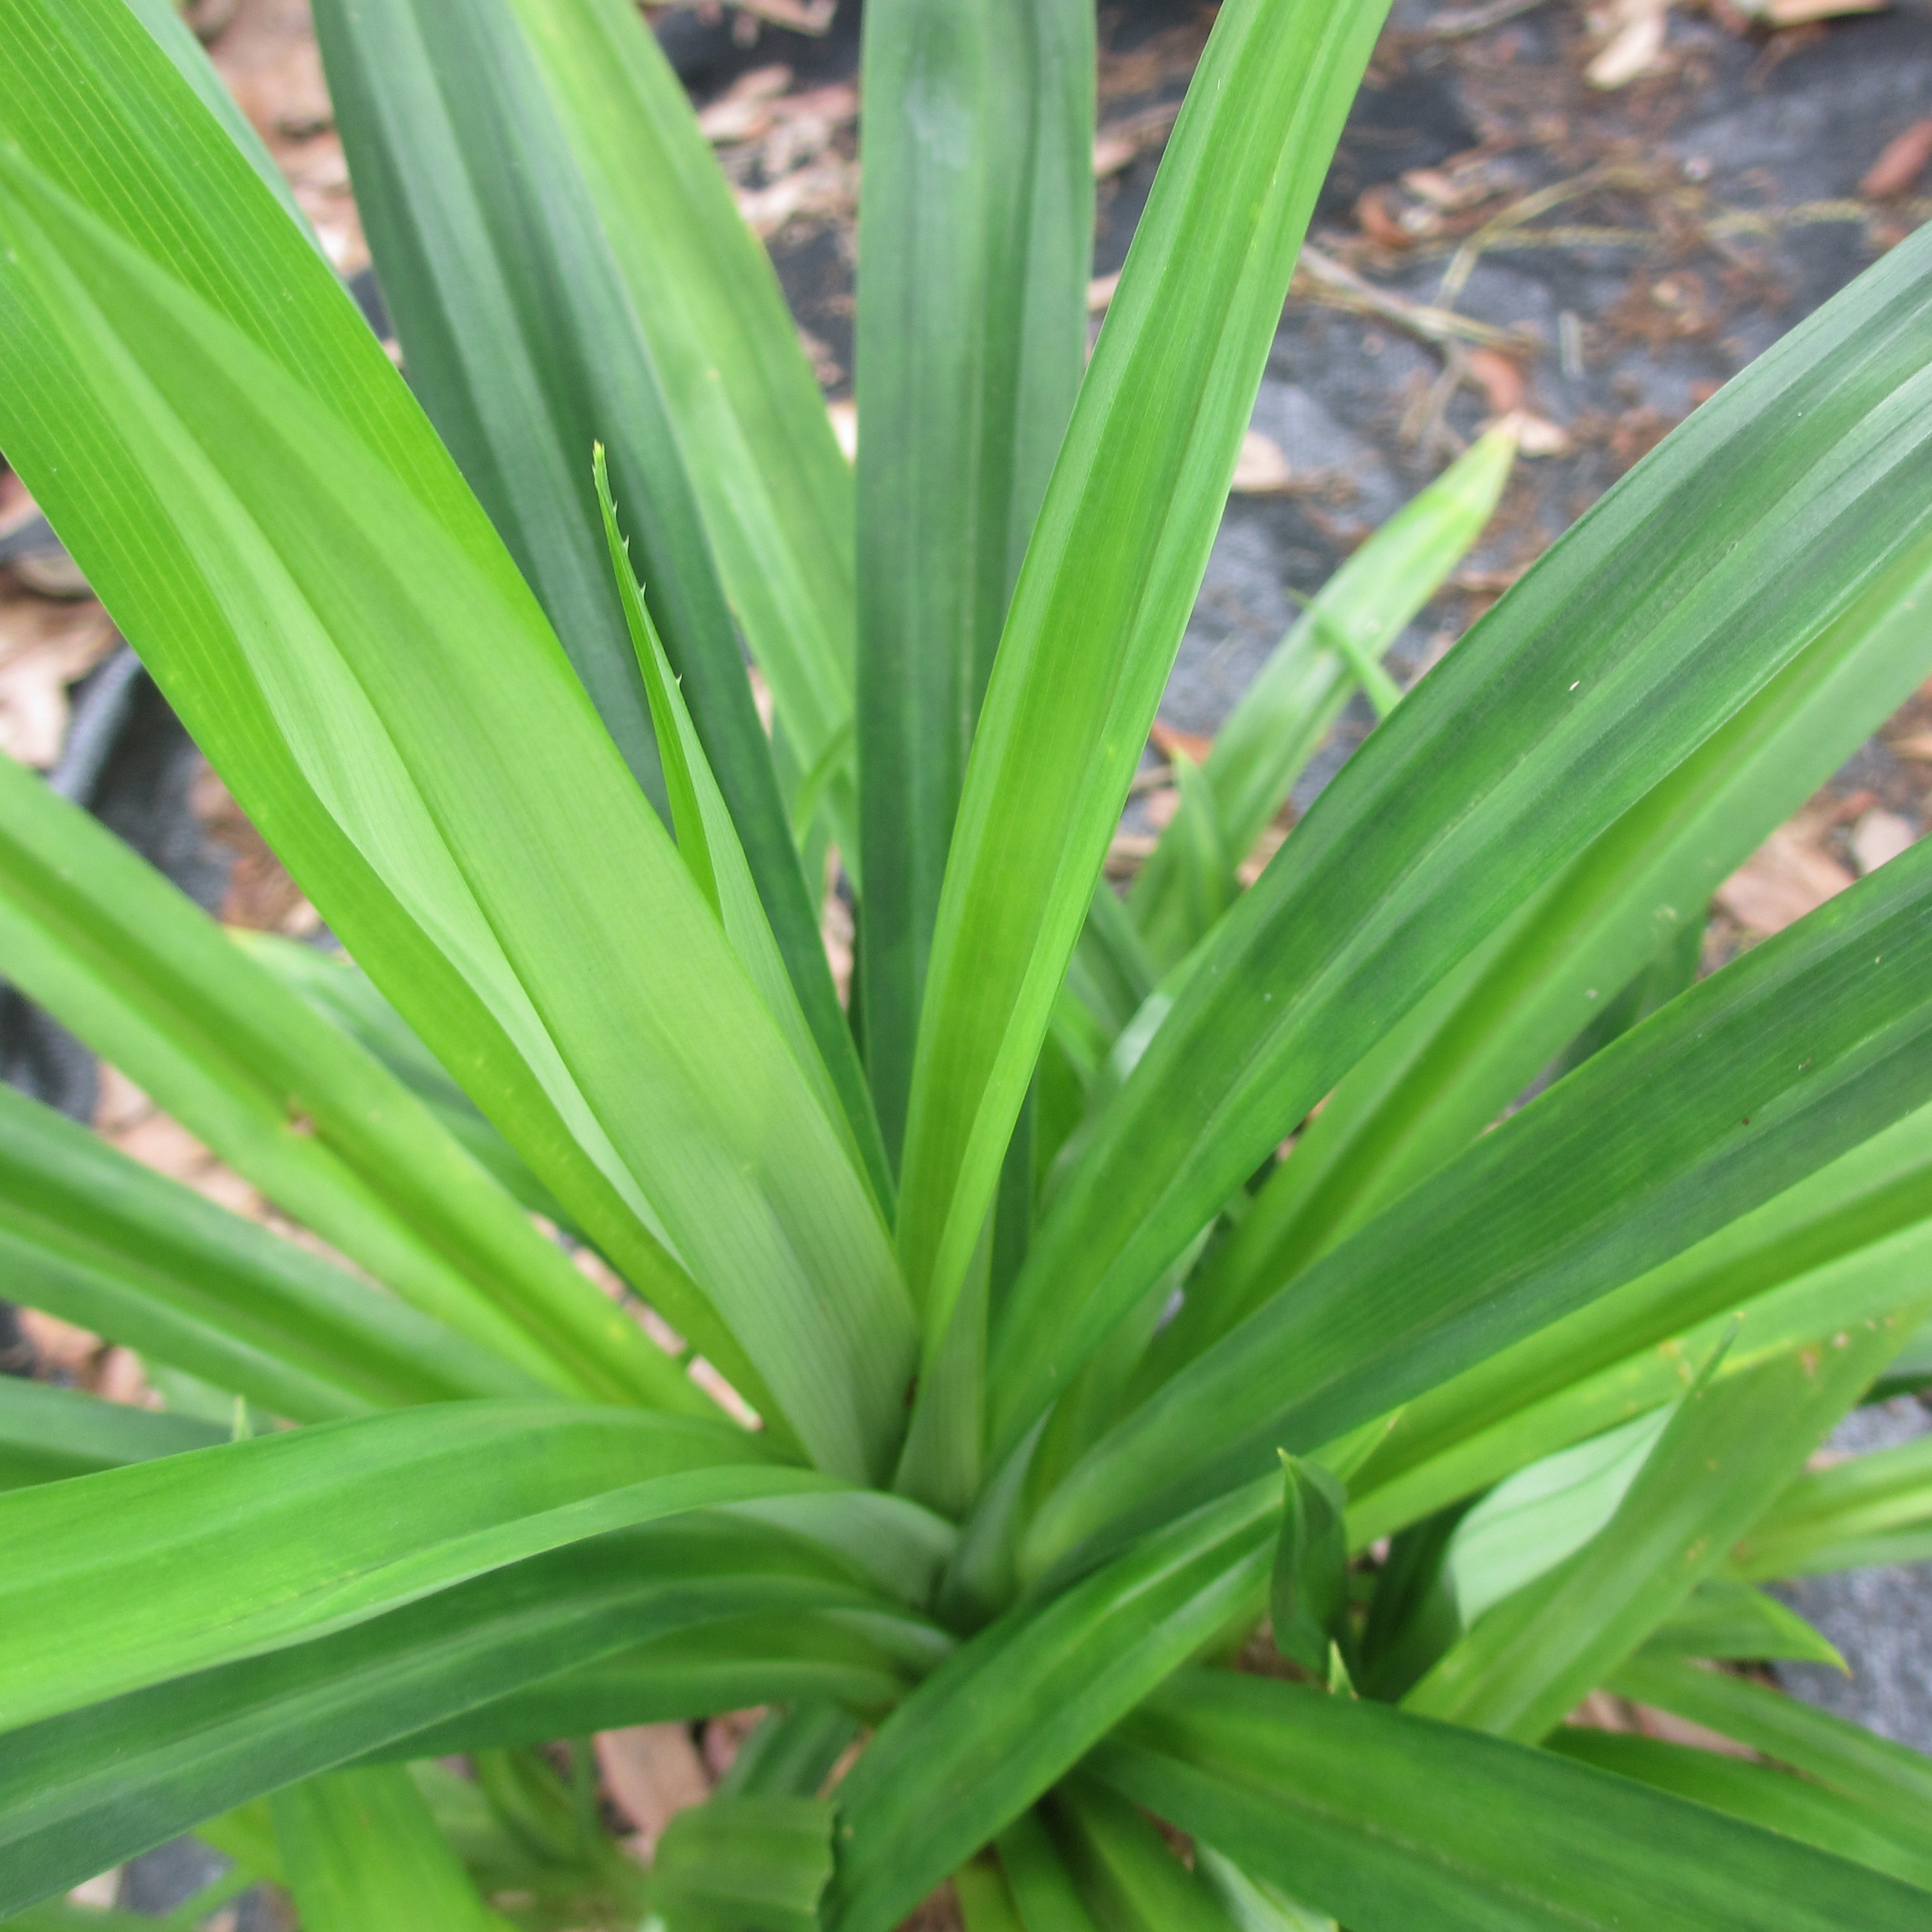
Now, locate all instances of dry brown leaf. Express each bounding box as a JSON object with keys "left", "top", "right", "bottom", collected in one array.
[
  {"left": 1849, "top": 808, "right": 1917, "bottom": 876},
  {"left": 1756, "top": 0, "right": 1884, "bottom": 22},
  {"left": 1087, "top": 269, "right": 1122, "bottom": 314},
  {"left": 595, "top": 1724, "right": 710, "bottom": 1854},
  {"left": 1862, "top": 119, "right": 1932, "bottom": 200},
  {"left": 734, "top": 0, "right": 837, "bottom": 32},
  {"left": 1889, "top": 730, "right": 1932, "bottom": 760},
  {"left": 1586, "top": 0, "right": 1672, "bottom": 88},
  {"left": 1464, "top": 347, "right": 1526, "bottom": 416},
  {"left": 825, "top": 397, "right": 858, "bottom": 462},
  {"left": 696, "top": 63, "right": 795, "bottom": 143},
  {"left": 19, "top": 1308, "right": 104, "bottom": 1379},
  {"left": 734, "top": 155, "right": 854, "bottom": 237},
  {"left": 1231, "top": 429, "right": 1295, "bottom": 495},
  {"left": 1716, "top": 823, "right": 1854, "bottom": 934},
  {"left": 0, "top": 593, "right": 118, "bottom": 767},
  {"left": 1149, "top": 720, "right": 1213, "bottom": 766},
  {"left": 701, "top": 1708, "right": 769, "bottom": 1781}
]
